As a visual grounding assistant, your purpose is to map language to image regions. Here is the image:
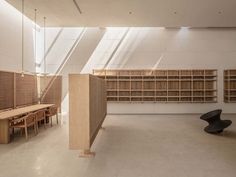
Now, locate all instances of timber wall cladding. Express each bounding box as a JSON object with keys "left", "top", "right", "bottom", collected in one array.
[
  {"left": 40, "top": 76, "right": 62, "bottom": 111},
  {"left": 0, "top": 71, "right": 14, "bottom": 110},
  {"left": 69, "top": 74, "right": 107, "bottom": 152},
  {"left": 16, "top": 73, "right": 38, "bottom": 107},
  {"left": 0, "top": 71, "right": 38, "bottom": 111}
]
